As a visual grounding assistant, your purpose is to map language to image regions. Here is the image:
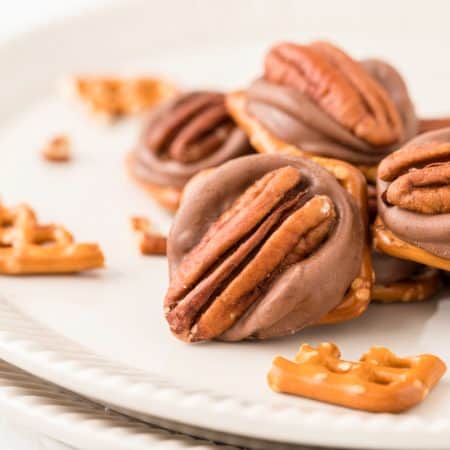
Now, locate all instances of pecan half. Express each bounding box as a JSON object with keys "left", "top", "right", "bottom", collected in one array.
[
  {"left": 385, "top": 163, "right": 450, "bottom": 214},
  {"left": 379, "top": 135, "right": 450, "bottom": 214},
  {"left": 164, "top": 166, "right": 336, "bottom": 342},
  {"left": 147, "top": 92, "right": 235, "bottom": 163},
  {"left": 264, "top": 41, "right": 403, "bottom": 146}
]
